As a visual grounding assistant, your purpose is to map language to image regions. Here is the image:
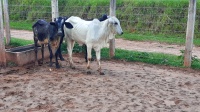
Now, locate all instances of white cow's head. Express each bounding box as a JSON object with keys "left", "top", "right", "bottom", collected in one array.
[{"left": 108, "top": 16, "right": 123, "bottom": 35}]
